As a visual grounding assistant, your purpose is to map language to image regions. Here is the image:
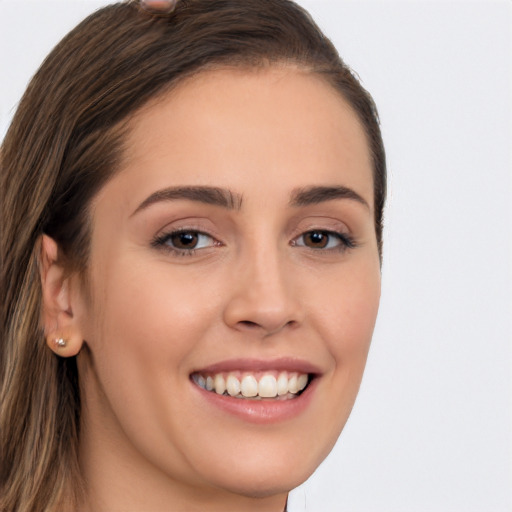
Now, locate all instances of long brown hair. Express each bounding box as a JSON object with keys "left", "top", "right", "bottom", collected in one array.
[{"left": 0, "top": 1, "right": 386, "bottom": 510}]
